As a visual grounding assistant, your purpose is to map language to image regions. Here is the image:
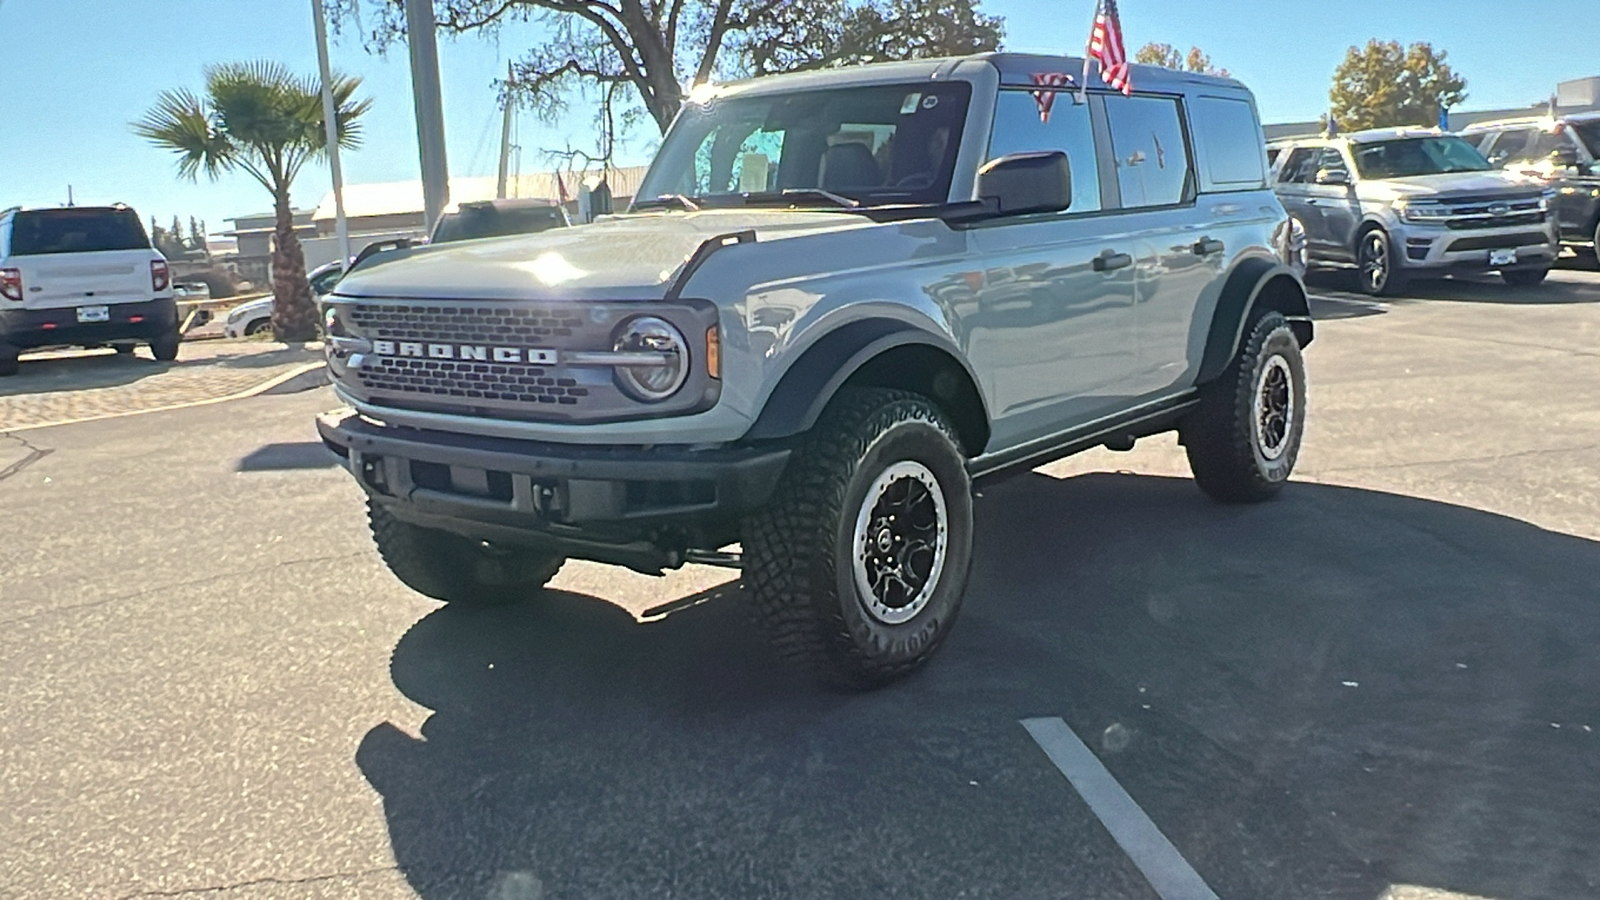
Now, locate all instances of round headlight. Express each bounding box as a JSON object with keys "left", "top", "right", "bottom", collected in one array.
[{"left": 612, "top": 316, "right": 688, "bottom": 402}]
